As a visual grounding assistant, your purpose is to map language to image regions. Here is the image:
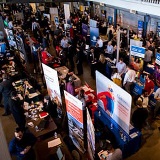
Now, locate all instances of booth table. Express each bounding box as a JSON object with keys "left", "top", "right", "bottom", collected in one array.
[
  {"left": 35, "top": 134, "right": 73, "bottom": 160},
  {"left": 55, "top": 66, "right": 81, "bottom": 87},
  {"left": 94, "top": 108, "right": 141, "bottom": 158}
]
